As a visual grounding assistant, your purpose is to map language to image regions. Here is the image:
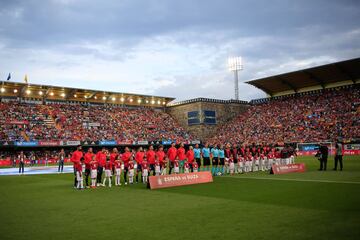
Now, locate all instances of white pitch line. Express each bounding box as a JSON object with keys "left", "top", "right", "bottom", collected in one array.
[{"left": 222, "top": 175, "right": 360, "bottom": 185}]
